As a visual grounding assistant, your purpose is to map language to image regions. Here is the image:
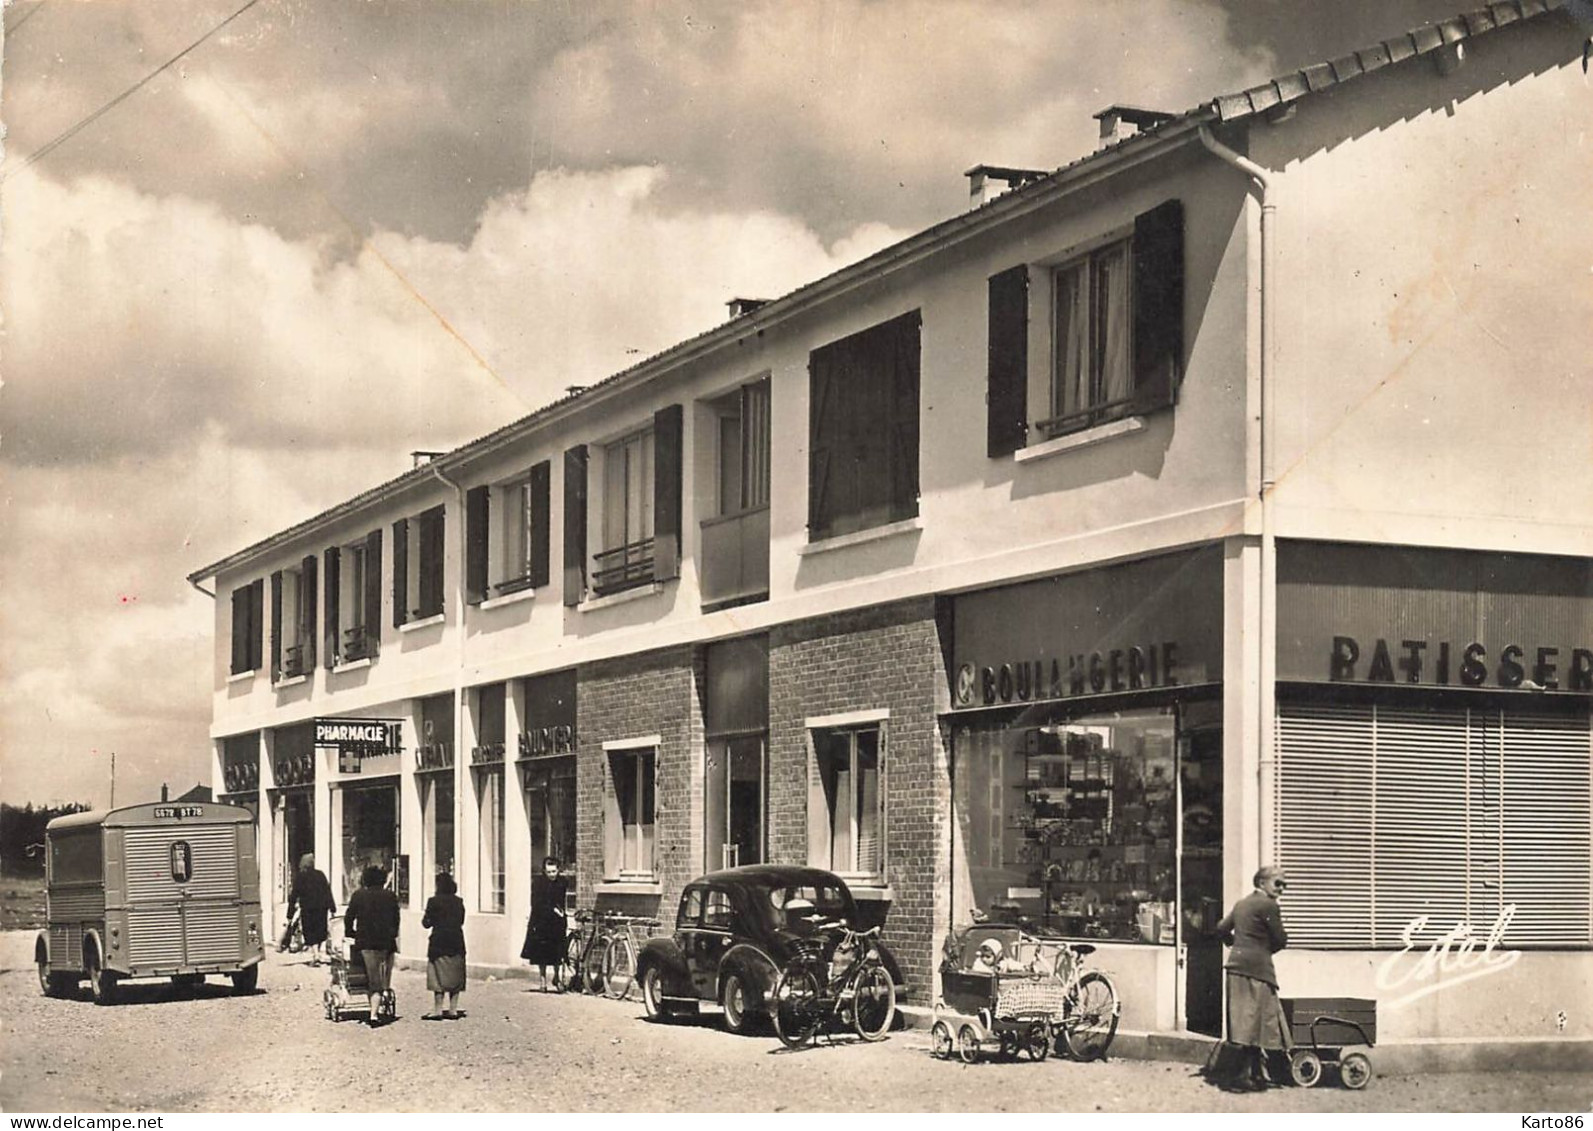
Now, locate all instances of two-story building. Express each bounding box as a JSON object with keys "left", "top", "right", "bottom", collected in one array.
[{"left": 190, "top": 1, "right": 1592, "bottom": 1055}]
